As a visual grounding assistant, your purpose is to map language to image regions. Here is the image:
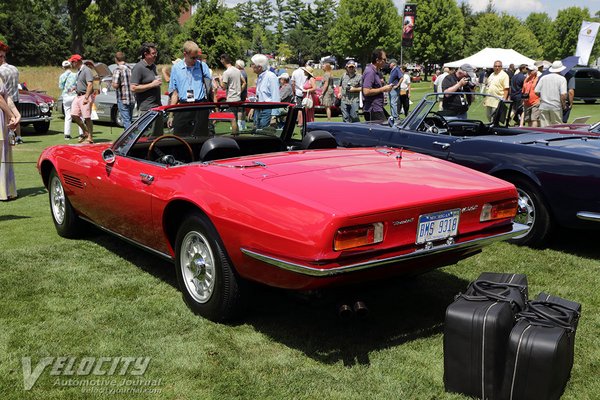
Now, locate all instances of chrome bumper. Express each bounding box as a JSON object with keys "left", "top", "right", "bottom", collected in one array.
[
  {"left": 241, "top": 223, "right": 529, "bottom": 277},
  {"left": 577, "top": 212, "right": 600, "bottom": 222}
]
